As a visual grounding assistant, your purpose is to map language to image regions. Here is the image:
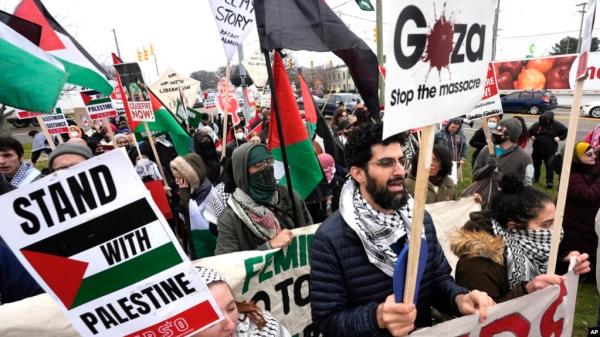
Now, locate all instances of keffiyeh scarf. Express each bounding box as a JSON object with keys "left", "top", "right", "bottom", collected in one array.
[
  {"left": 492, "top": 219, "right": 554, "bottom": 287},
  {"left": 348, "top": 187, "right": 418, "bottom": 277},
  {"left": 9, "top": 162, "right": 40, "bottom": 188},
  {"left": 229, "top": 188, "right": 281, "bottom": 241}
]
